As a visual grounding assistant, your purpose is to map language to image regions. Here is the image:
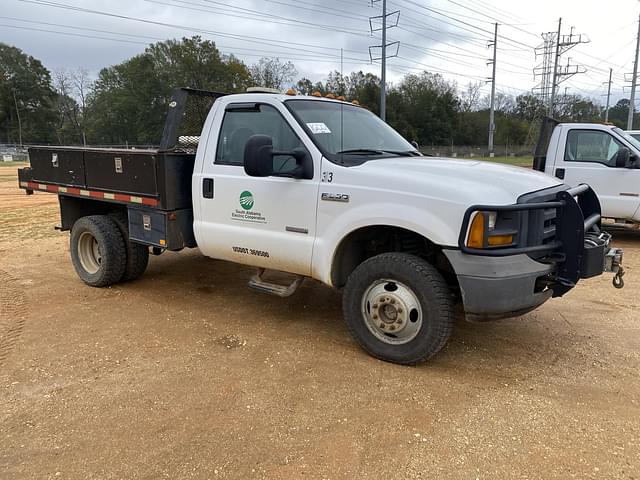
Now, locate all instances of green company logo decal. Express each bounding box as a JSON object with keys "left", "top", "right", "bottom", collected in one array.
[{"left": 239, "top": 190, "right": 254, "bottom": 210}]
